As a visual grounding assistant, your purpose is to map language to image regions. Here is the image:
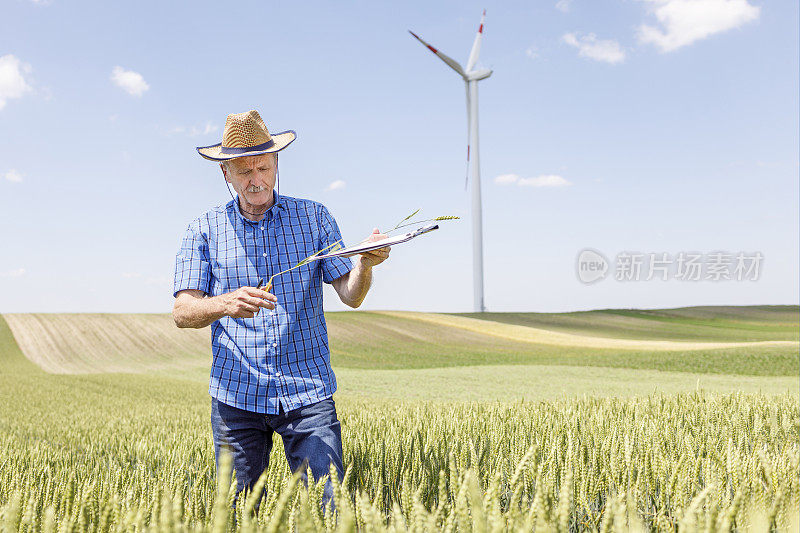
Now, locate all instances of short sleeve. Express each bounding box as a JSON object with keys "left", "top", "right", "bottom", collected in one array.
[
  {"left": 317, "top": 204, "right": 354, "bottom": 284},
  {"left": 173, "top": 221, "right": 213, "bottom": 297}
]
